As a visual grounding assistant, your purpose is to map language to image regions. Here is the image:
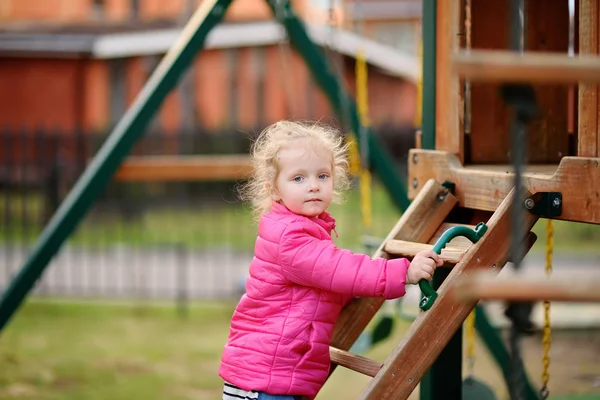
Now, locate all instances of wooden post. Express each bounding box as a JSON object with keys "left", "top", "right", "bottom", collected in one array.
[
  {"left": 578, "top": 0, "right": 599, "bottom": 157},
  {"left": 435, "top": 0, "right": 462, "bottom": 161}
]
